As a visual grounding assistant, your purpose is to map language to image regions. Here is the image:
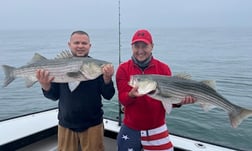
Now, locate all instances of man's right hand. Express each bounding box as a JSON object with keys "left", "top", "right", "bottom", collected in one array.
[
  {"left": 36, "top": 69, "right": 54, "bottom": 91},
  {"left": 128, "top": 86, "right": 144, "bottom": 98}
]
